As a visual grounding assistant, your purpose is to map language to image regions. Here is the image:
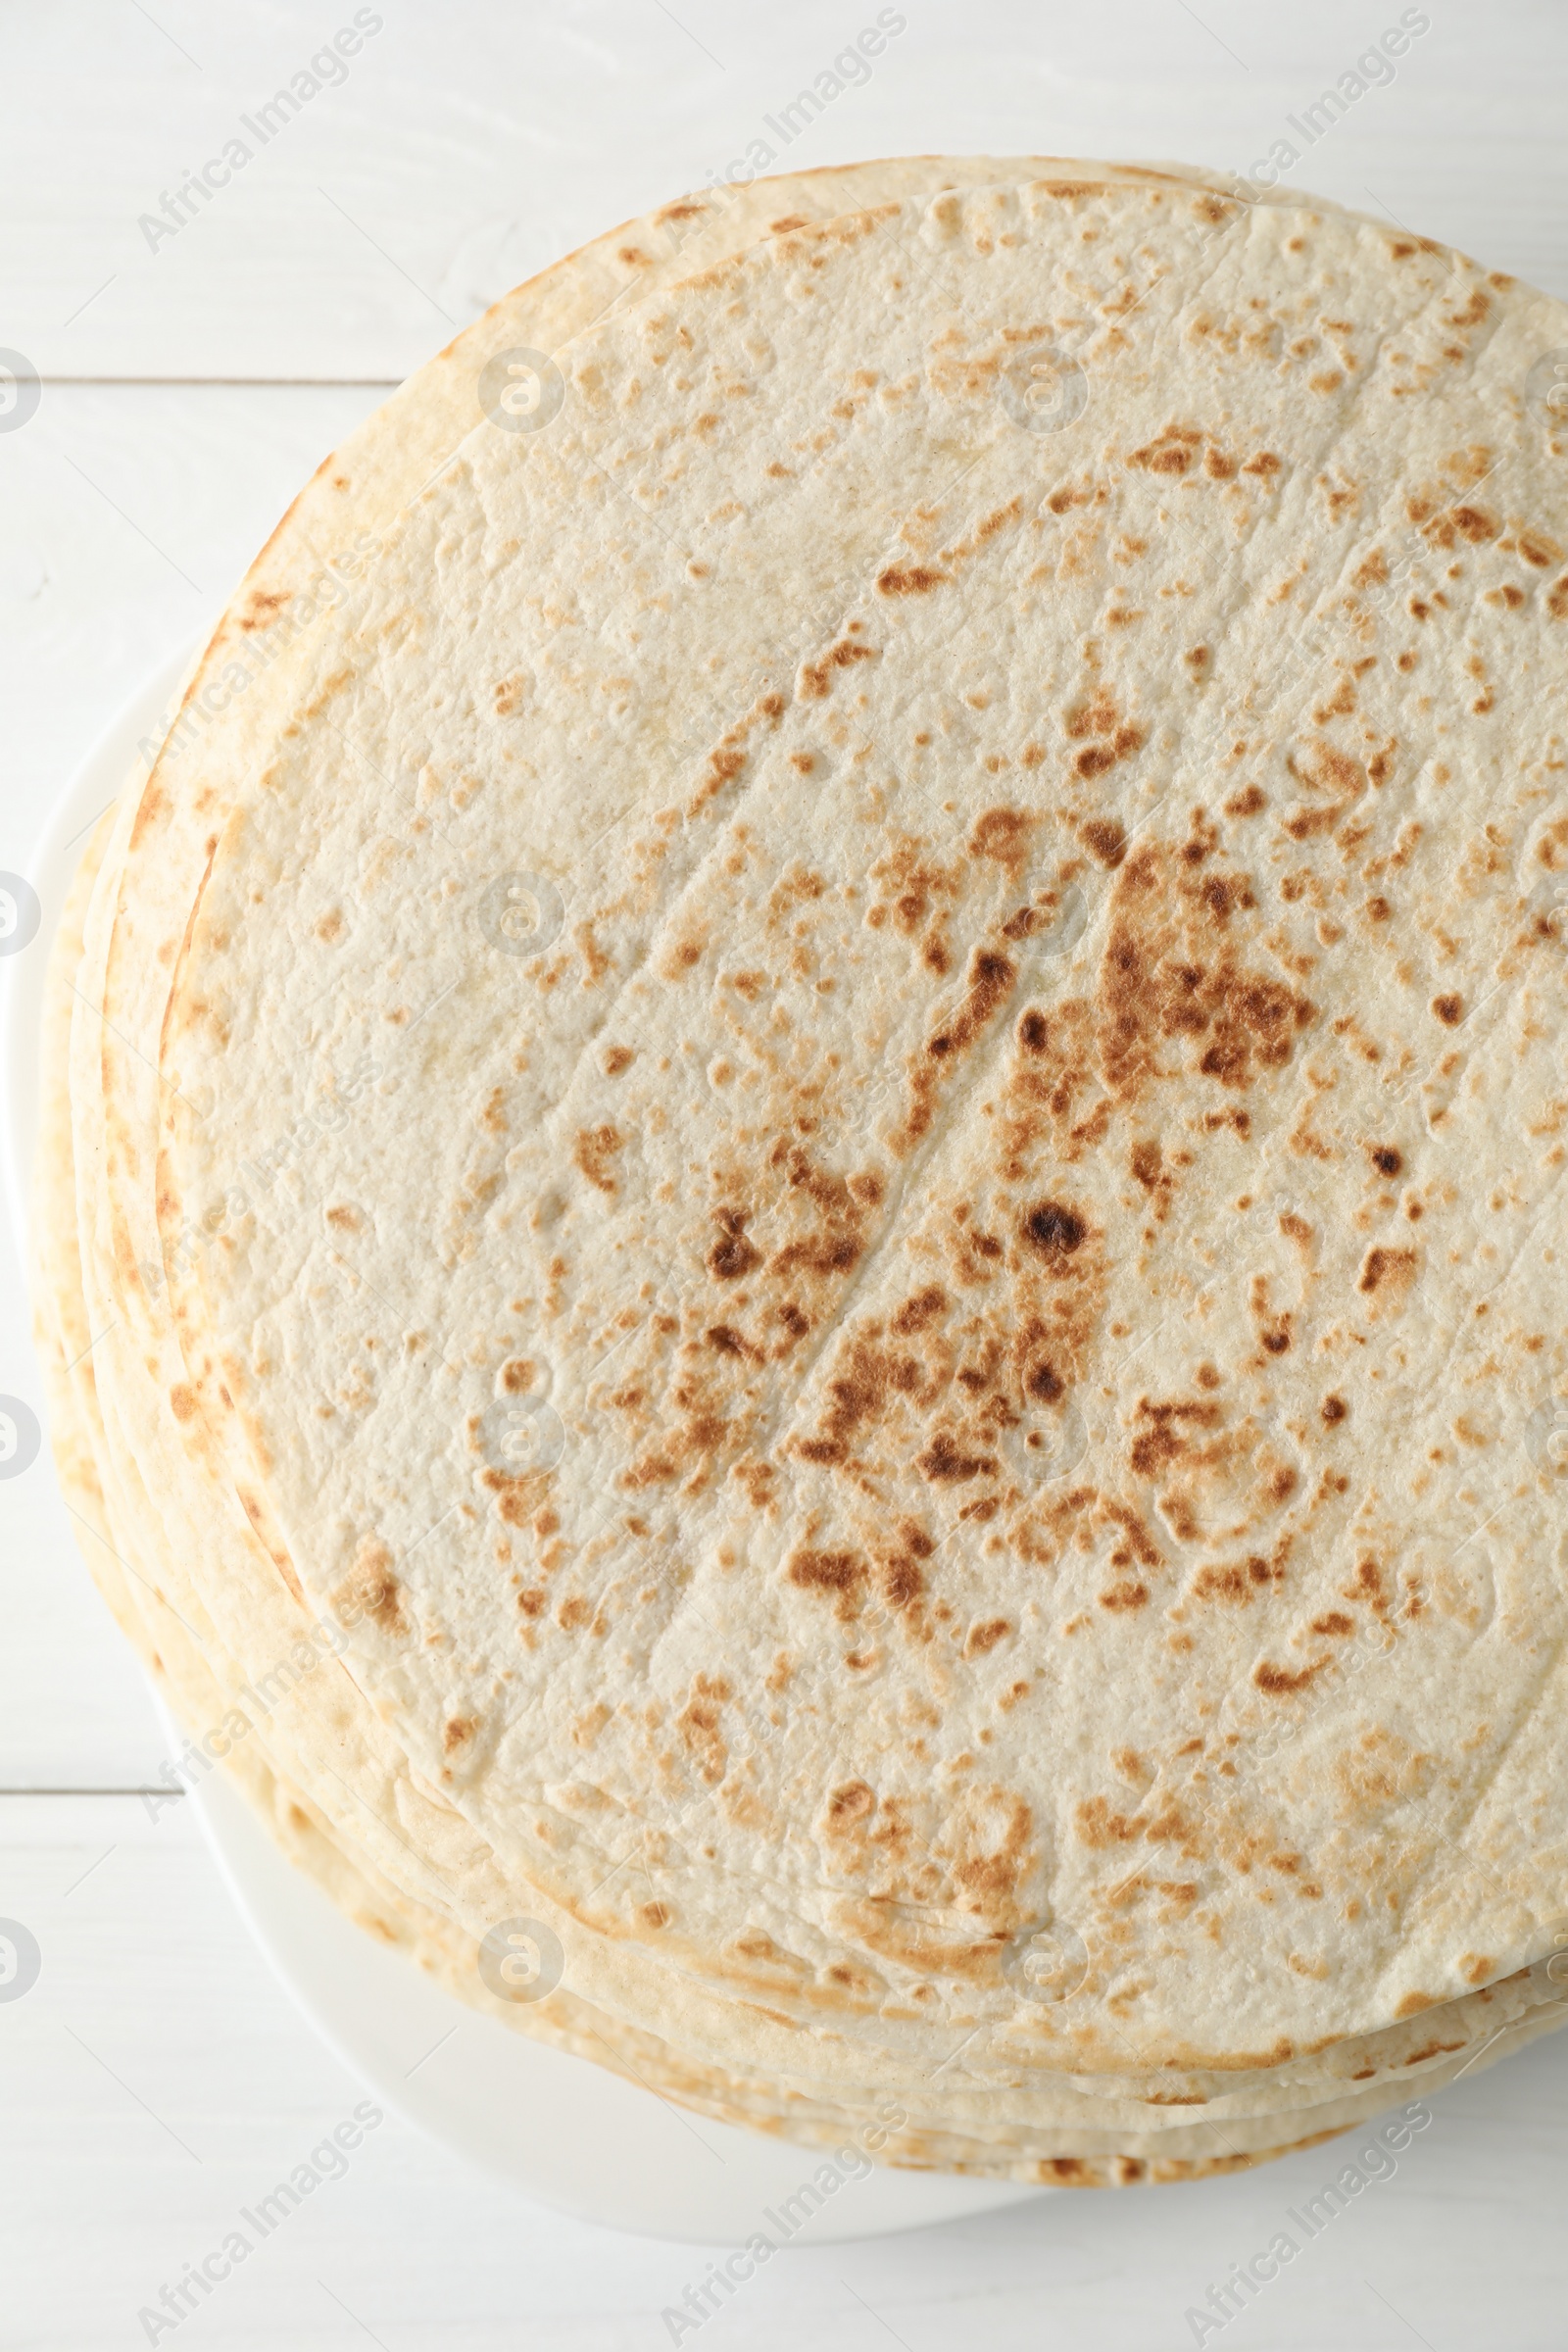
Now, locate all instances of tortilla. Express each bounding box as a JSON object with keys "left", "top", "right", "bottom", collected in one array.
[{"left": 35, "top": 158, "right": 1568, "bottom": 2176}]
